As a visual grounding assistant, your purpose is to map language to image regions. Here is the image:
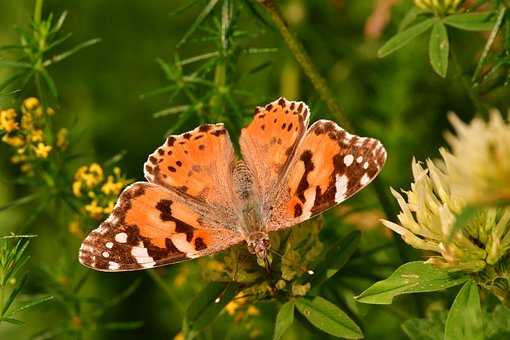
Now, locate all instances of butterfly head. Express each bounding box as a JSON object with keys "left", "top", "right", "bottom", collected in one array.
[{"left": 246, "top": 231, "right": 271, "bottom": 259}]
